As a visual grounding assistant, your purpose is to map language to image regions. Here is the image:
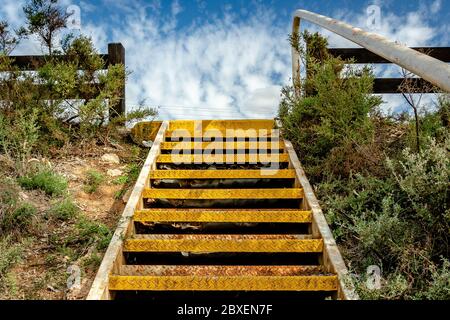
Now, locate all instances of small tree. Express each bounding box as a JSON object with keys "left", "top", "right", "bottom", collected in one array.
[
  {"left": 23, "top": 0, "right": 71, "bottom": 55},
  {"left": 399, "top": 62, "right": 437, "bottom": 153},
  {"left": 0, "top": 0, "right": 157, "bottom": 174},
  {"left": 0, "top": 21, "right": 26, "bottom": 55},
  {"left": 280, "top": 32, "right": 382, "bottom": 180}
]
